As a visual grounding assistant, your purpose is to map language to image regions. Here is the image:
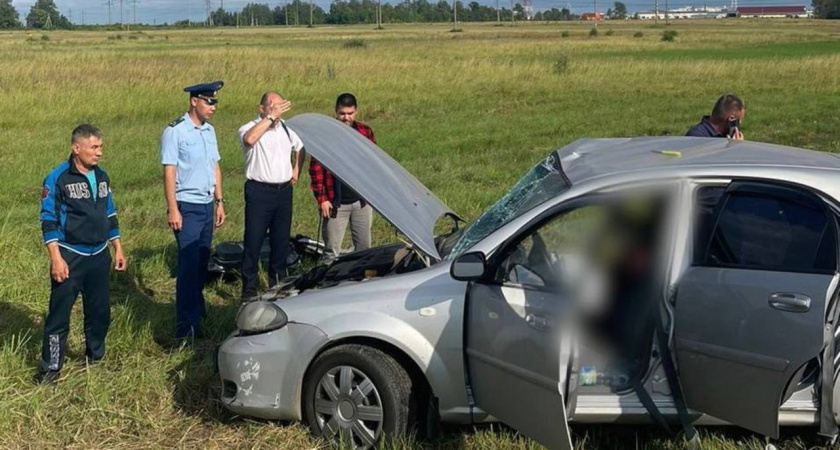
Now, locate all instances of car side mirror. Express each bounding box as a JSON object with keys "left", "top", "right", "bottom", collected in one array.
[{"left": 450, "top": 251, "right": 487, "bottom": 281}]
